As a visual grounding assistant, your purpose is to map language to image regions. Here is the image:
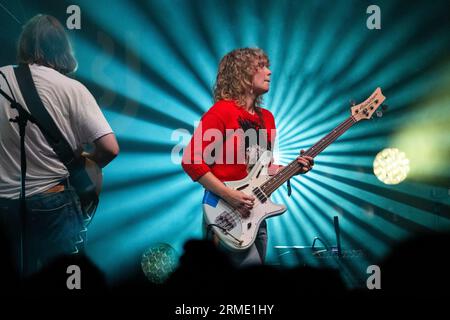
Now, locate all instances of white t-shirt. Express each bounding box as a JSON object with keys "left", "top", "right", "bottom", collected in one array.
[{"left": 0, "top": 64, "right": 113, "bottom": 199}]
